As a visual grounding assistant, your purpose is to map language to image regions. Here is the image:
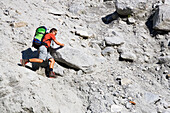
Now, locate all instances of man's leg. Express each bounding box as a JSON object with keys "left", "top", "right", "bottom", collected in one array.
[
  {"left": 49, "top": 58, "right": 55, "bottom": 70},
  {"left": 48, "top": 58, "right": 57, "bottom": 78},
  {"left": 29, "top": 58, "right": 43, "bottom": 63},
  {"left": 20, "top": 58, "right": 43, "bottom": 66},
  {"left": 21, "top": 45, "right": 47, "bottom": 66}
]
